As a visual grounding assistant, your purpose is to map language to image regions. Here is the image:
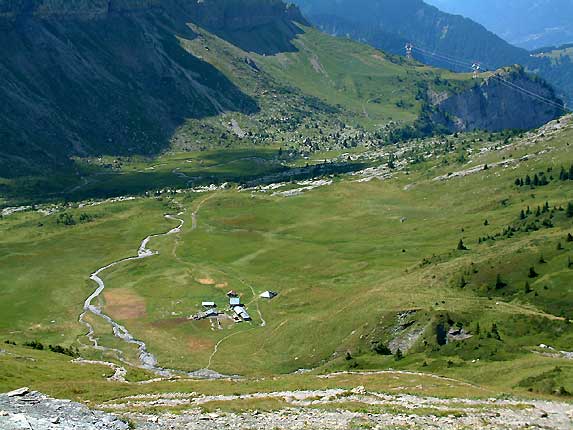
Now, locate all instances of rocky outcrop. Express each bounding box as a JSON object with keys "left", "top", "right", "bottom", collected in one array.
[
  {"left": 432, "top": 67, "right": 565, "bottom": 132},
  {"left": 0, "top": 389, "right": 129, "bottom": 430},
  {"left": 2, "top": 387, "right": 573, "bottom": 430}
]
